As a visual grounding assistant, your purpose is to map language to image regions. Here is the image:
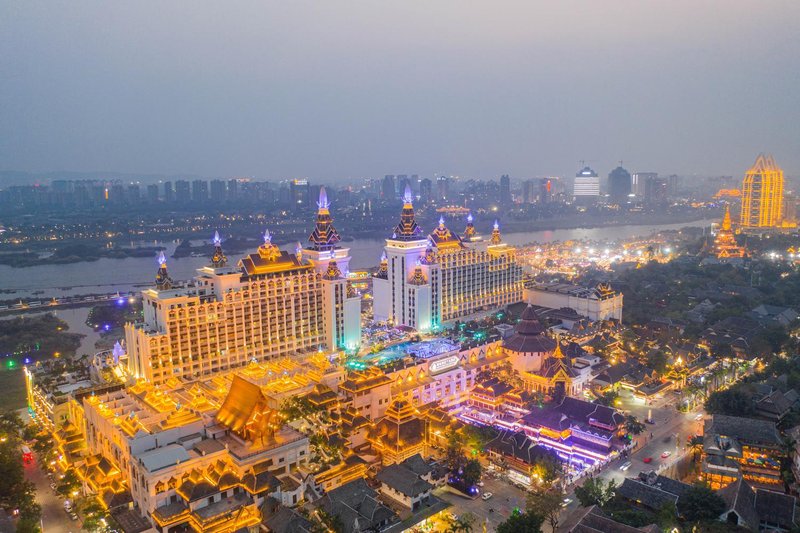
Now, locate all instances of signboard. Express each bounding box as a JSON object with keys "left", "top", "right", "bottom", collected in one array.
[{"left": 429, "top": 355, "right": 460, "bottom": 375}]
